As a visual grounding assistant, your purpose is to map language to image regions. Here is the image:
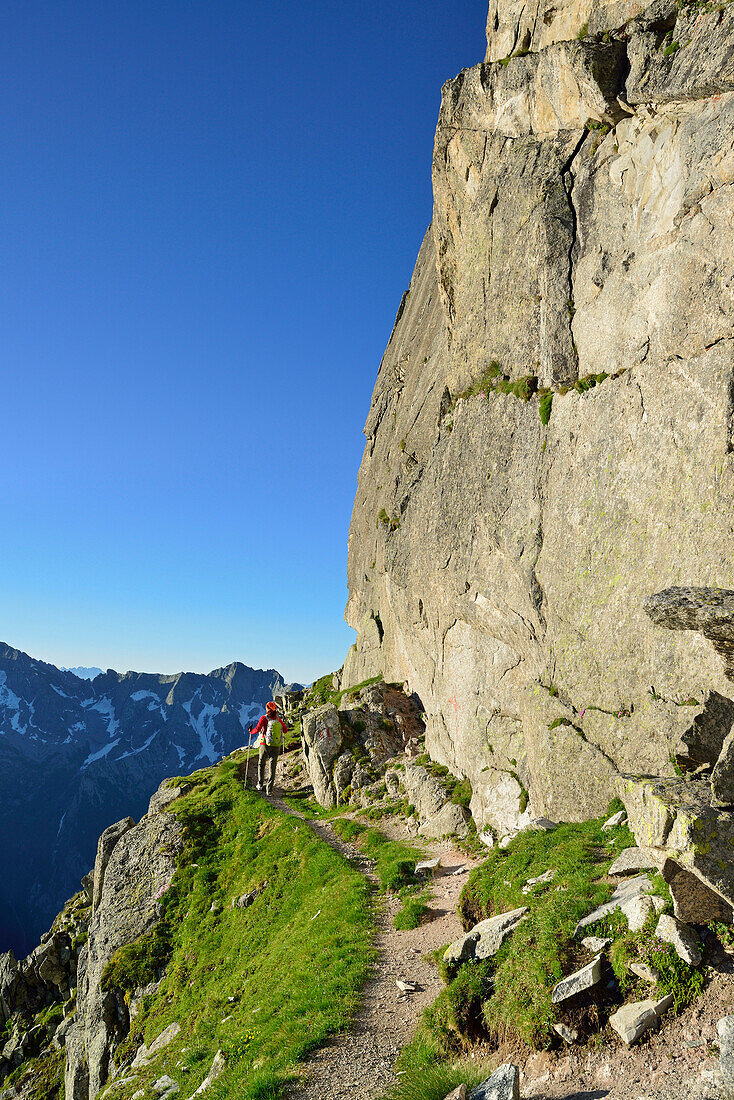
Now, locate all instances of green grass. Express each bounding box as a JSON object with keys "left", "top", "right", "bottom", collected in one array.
[
  {"left": 395, "top": 894, "right": 431, "bottom": 931},
  {"left": 99, "top": 759, "right": 376, "bottom": 1100},
  {"left": 378, "top": 1037, "right": 494, "bottom": 1100},
  {"left": 331, "top": 821, "right": 425, "bottom": 894},
  {"left": 431, "top": 800, "right": 640, "bottom": 1047},
  {"left": 302, "top": 673, "right": 383, "bottom": 711}
]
